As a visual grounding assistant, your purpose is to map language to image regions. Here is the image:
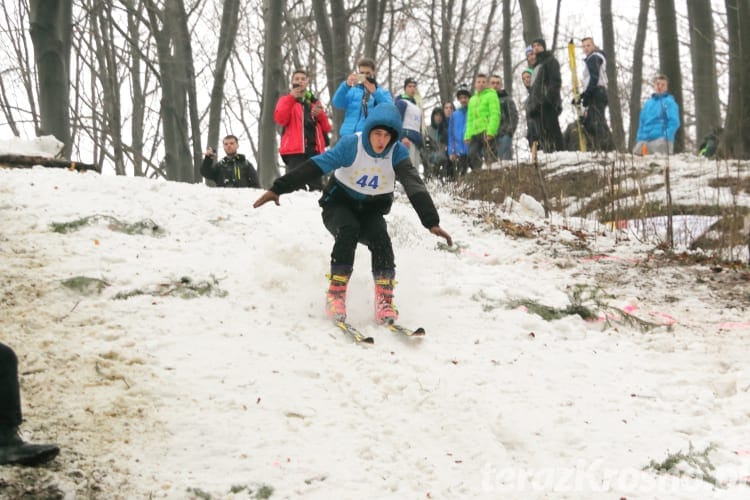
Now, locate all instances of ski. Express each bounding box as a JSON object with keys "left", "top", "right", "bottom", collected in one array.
[
  {"left": 383, "top": 321, "right": 426, "bottom": 337},
  {"left": 567, "top": 39, "right": 587, "bottom": 152},
  {"left": 334, "top": 320, "right": 374, "bottom": 344}
]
